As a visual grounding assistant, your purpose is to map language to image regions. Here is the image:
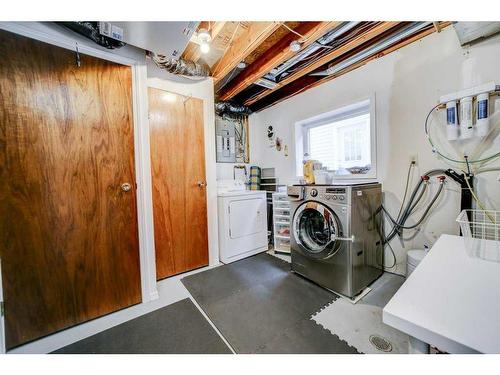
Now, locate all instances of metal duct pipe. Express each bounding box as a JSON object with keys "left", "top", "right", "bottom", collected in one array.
[
  {"left": 58, "top": 22, "right": 126, "bottom": 49},
  {"left": 148, "top": 51, "right": 210, "bottom": 79},
  {"left": 311, "top": 22, "right": 432, "bottom": 77},
  {"left": 215, "top": 102, "right": 251, "bottom": 115},
  {"left": 265, "top": 21, "right": 361, "bottom": 80}
]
